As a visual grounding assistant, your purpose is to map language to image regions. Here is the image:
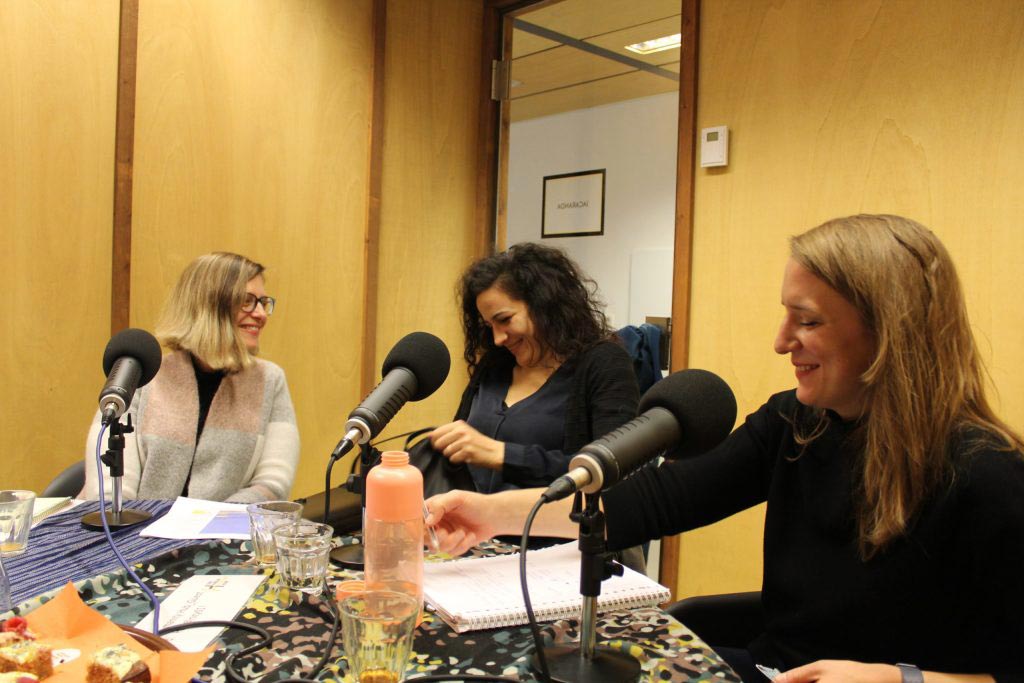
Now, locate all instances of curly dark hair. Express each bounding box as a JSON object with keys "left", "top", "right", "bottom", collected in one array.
[{"left": 458, "top": 242, "right": 612, "bottom": 370}]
